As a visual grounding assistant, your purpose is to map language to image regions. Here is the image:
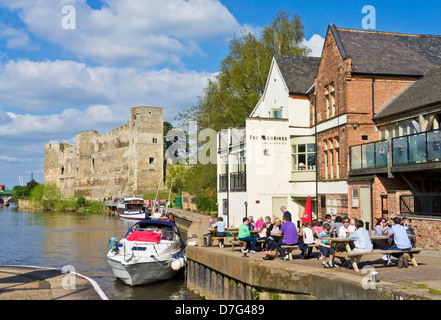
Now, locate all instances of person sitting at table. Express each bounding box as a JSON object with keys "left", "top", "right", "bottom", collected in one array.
[
  {"left": 262, "top": 218, "right": 281, "bottom": 260},
  {"left": 255, "top": 217, "right": 264, "bottom": 232},
  {"left": 403, "top": 218, "right": 415, "bottom": 248},
  {"left": 338, "top": 217, "right": 354, "bottom": 238},
  {"left": 322, "top": 214, "right": 335, "bottom": 230},
  {"left": 256, "top": 216, "right": 271, "bottom": 251},
  {"left": 247, "top": 216, "right": 255, "bottom": 231},
  {"left": 333, "top": 216, "right": 344, "bottom": 235},
  {"left": 347, "top": 219, "right": 373, "bottom": 269},
  {"left": 316, "top": 223, "right": 335, "bottom": 268},
  {"left": 212, "top": 217, "right": 226, "bottom": 248},
  {"left": 239, "top": 217, "right": 257, "bottom": 253},
  {"left": 381, "top": 217, "right": 412, "bottom": 268},
  {"left": 298, "top": 222, "right": 315, "bottom": 259},
  {"left": 202, "top": 217, "right": 215, "bottom": 246},
  {"left": 374, "top": 217, "right": 390, "bottom": 236},
  {"left": 274, "top": 215, "right": 298, "bottom": 261},
  {"left": 312, "top": 219, "right": 323, "bottom": 238}
]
